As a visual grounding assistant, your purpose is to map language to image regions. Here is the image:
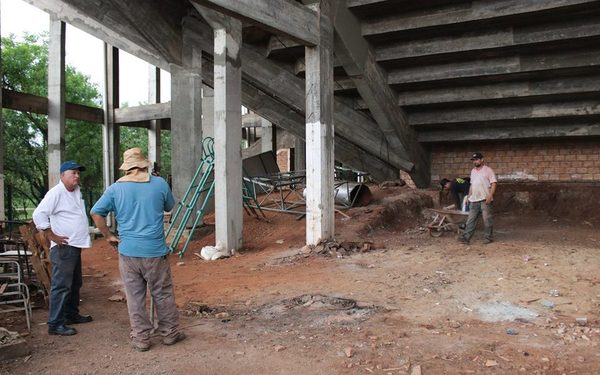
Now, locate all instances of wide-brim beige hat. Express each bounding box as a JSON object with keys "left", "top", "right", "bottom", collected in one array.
[{"left": 119, "top": 147, "right": 151, "bottom": 171}]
